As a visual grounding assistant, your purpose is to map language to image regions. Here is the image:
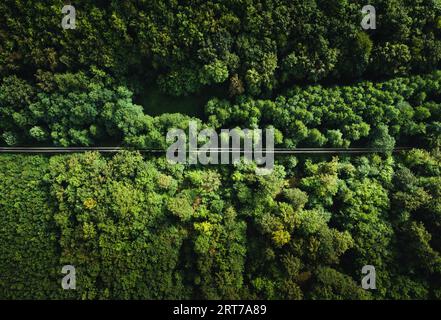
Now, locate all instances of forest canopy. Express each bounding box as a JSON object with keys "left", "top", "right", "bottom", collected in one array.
[
  {"left": 0, "top": 150, "right": 440, "bottom": 299},
  {"left": 1, "top": 0, "right": 441, "bottom": 97},
  {"left": 1, "top": 70, "right": 441, "bottom": 148},
  {"left": 0, "top": 0, "right": 440, "bottom": 300}
]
